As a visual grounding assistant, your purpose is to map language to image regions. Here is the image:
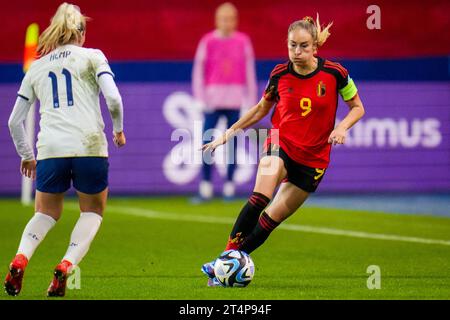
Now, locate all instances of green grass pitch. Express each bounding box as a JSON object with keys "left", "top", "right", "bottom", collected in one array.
[{"left": 0, "top": 197, "right": 449, "bottom": 300}]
